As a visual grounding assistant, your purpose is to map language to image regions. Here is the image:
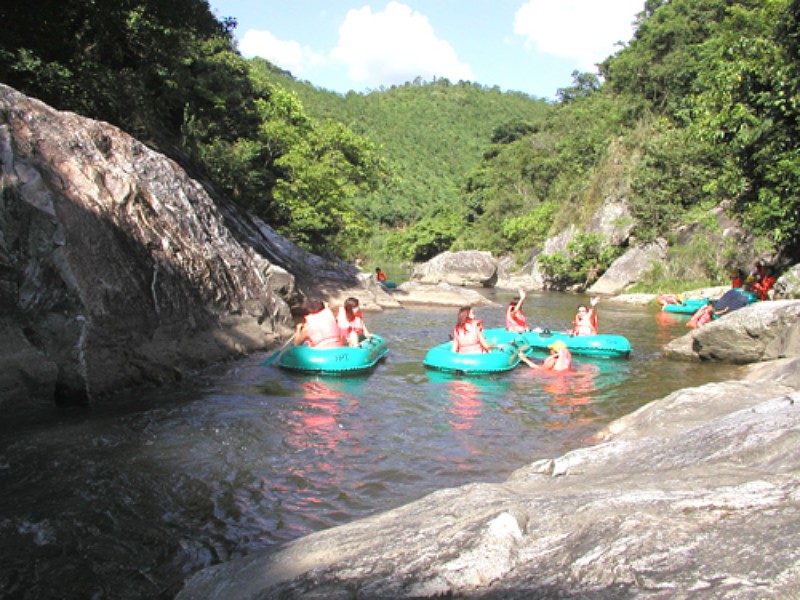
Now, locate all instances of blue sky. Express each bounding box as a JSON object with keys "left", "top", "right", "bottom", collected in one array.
[{"left": 208, "top": 0, "right": 644, "bottom": 100}]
